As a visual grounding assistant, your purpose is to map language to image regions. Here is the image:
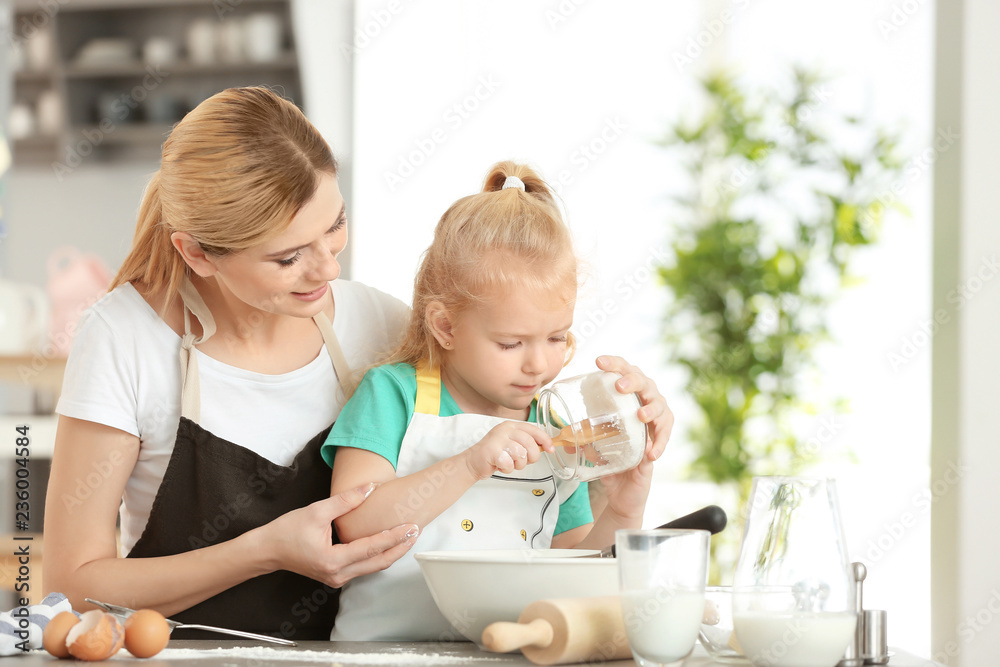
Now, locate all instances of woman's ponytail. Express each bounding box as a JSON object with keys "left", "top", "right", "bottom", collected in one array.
[{"left": 109, "top": 172, "right": 187, "bottom": 308}]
